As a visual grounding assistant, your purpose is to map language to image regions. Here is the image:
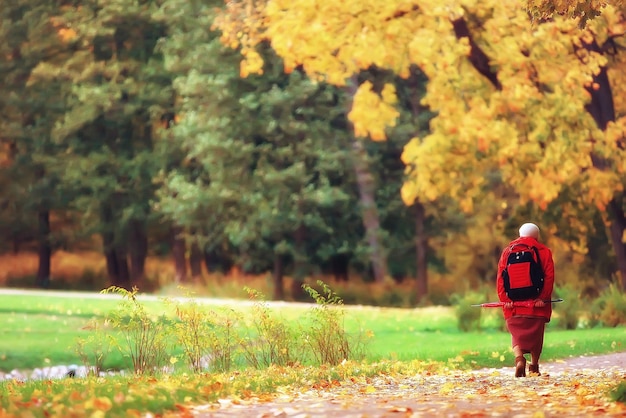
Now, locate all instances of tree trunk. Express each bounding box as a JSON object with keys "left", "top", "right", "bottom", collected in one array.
[
  {"left": 272, "top": 253, "right": 285, "bottom": 301},
  {"left": 580, "top": 37, "right": 626, "bottom": 289},
  {"left": 608, "top": 199, "right": 626, "bottom": 290},
  {"left": 351, "top": 138, "right": 388, "bottom": 283},
  {"left": 115, "top": 246, "right": 131, "bottom": 290},
  {"left": 128, "top": 220, "right": 148, "bottom": 288},
  {"left": 171, "top": 225, "right": 187, "bottom": 283},
  {"left": 414, "top": 201, "right": 428, "bottom": 302},
  {"left": 204, "top": 249, "right": 218, "bottom": 273},
  {"left": 345, "top": 76, "right": 388, "bottom": 284},
  {"left": 190, "top": 240, "right": 203, "bottom": 281},
  {"left": 104, "top": 246, "right": 120, "bottom": 287},
  {"left": 102, "top": 245, "right": 131, "bottom": 289},
  {"left": 290, "top": 224, "right": 307, "bottom": 300},
  {"left": 204, "top": 245, "right": 233, "bottom": 274},
  {"left": 330, "top": 254, "right": 350, "bottom": 282},
  {"left": 36, "top": 210, "right": 51, "bottom": 288},
  {"left": 100, "top": 204, "right": 132, "bottom": 290}
]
